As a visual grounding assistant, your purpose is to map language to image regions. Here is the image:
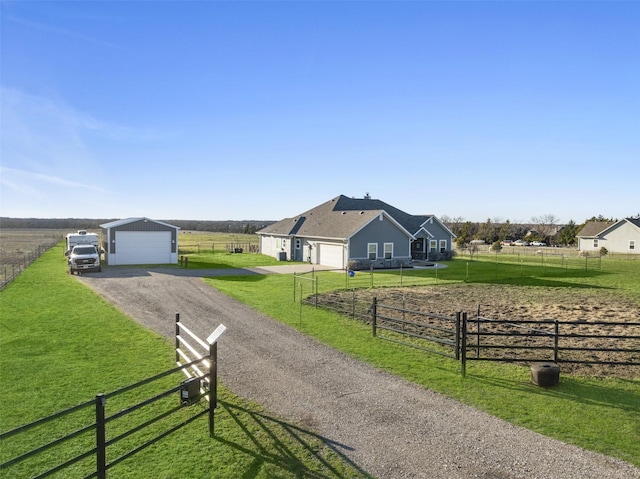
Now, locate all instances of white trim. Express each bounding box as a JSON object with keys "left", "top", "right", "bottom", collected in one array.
[{"left": 368, "top": 243, "right": 378, "bottom": 260}]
